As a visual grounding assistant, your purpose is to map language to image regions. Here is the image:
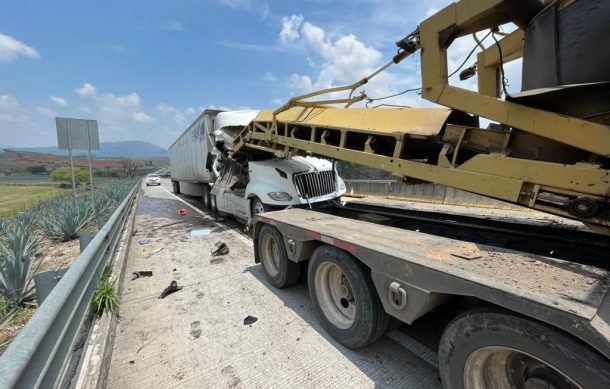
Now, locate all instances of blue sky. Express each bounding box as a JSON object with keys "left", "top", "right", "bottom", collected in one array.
[{"left": 0, "top": 0, "right": 522, "bottom": 149}]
